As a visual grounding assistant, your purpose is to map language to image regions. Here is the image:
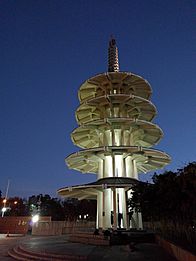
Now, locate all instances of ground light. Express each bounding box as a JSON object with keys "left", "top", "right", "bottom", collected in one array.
[{"left": 32, "top": 214, "right": 39, "bottom": 223}]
